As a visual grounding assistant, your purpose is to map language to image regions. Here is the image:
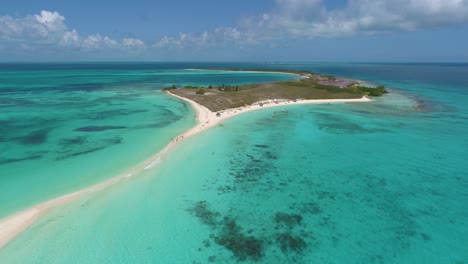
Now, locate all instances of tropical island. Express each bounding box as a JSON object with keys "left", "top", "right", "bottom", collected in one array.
[
  {"left": 0, "top": 68, "right": 385, "bottom": 250},
  {"left": 166, "top": 69, "right": 387, "bottom": 112}
]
